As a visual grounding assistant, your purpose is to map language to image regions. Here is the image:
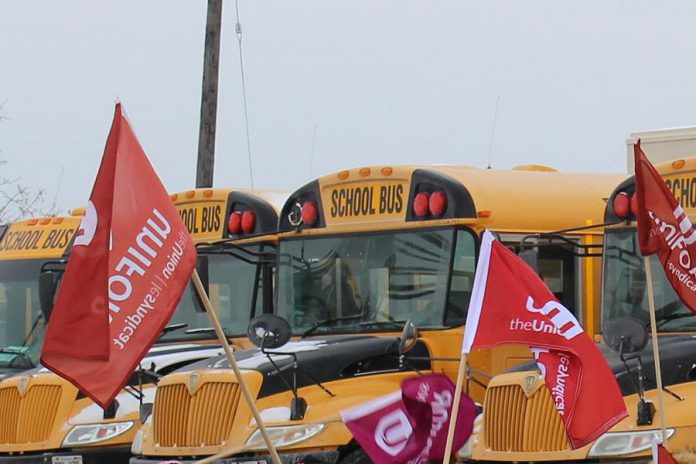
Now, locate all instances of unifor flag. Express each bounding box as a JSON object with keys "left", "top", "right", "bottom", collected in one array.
[
  {"left": 461, "top": 230, "right": 627, "bottom": 449},
  {"left": 41, "top": 103, "right": 196, "bottom": 408},
  {"left": 634, "top": 140, "right": 696, "bottom": 315},
  {"left": 340, "top": 374, "right": 476, "bottom": 464}
]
